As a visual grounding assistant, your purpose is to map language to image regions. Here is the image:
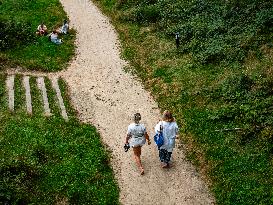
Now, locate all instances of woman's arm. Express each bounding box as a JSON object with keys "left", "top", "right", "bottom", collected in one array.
[
  {"left": 125, "top": 134, "right": 131, "bottom": 144},
  {"left": 154, "top": 121, "right": 161, "bottom": 133},
  {"left": 144, "top": 132, "right": 151, "bottom": 145}
]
